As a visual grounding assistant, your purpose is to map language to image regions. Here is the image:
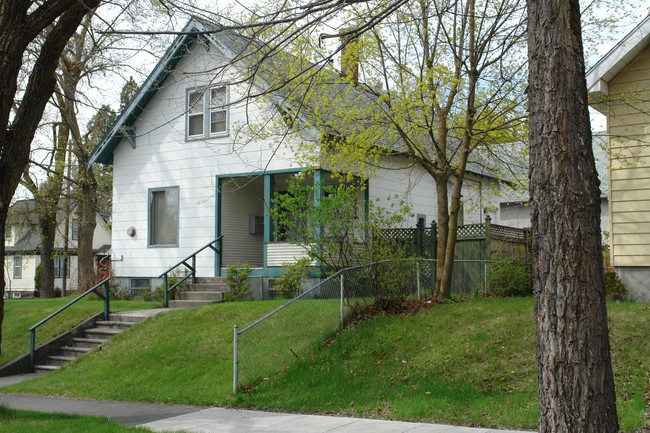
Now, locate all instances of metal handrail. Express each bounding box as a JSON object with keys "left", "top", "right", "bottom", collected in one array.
[
  {"left": 158, "top": 236, "right": 222, "bottom": 307},
  {"left": 28, "top": 277, "right": 110, "bottom": 373}
]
